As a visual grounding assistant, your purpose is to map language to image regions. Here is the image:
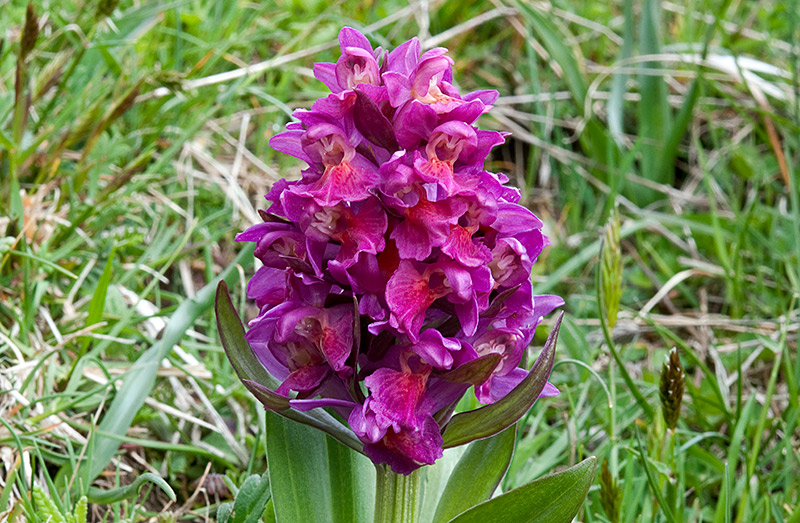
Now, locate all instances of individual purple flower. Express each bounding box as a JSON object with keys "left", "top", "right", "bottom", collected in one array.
[
  {"left": 314, "top": 27, "right": 383, "bottom": 94},
  {"left": 270, "top": 122, "right": 380, "bottom": 206},
  {"left": 224, "top": 26, "right": 564, "bottom": 476}
]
